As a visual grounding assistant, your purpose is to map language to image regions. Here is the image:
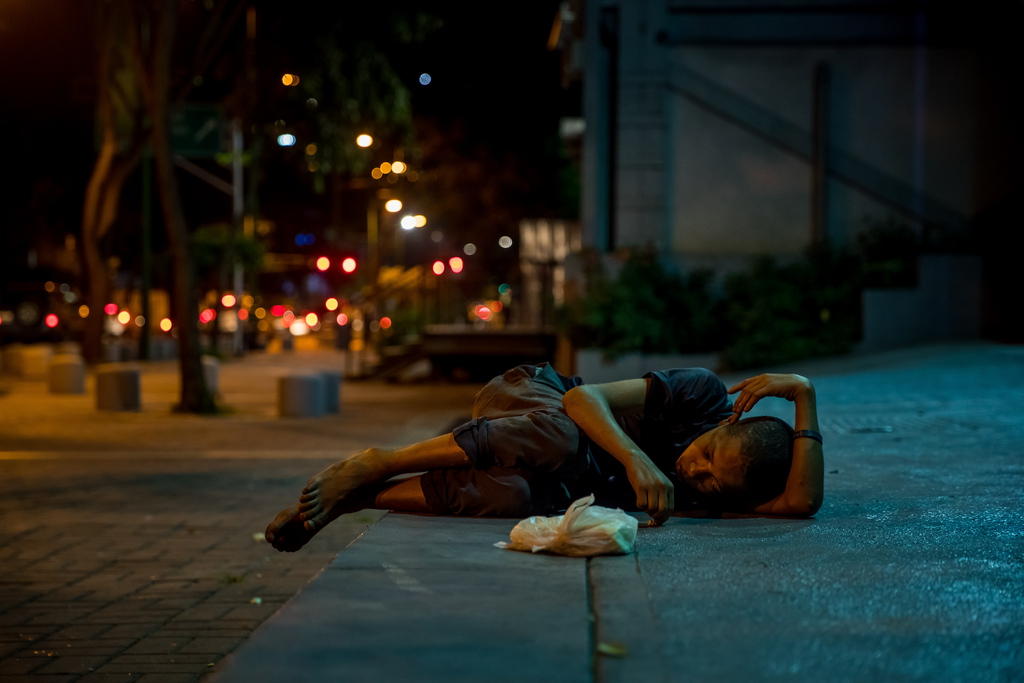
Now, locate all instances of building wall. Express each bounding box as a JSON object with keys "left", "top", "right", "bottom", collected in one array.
[{"left": 583, "top": 0, "right": 1001, "bottom": 263}]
